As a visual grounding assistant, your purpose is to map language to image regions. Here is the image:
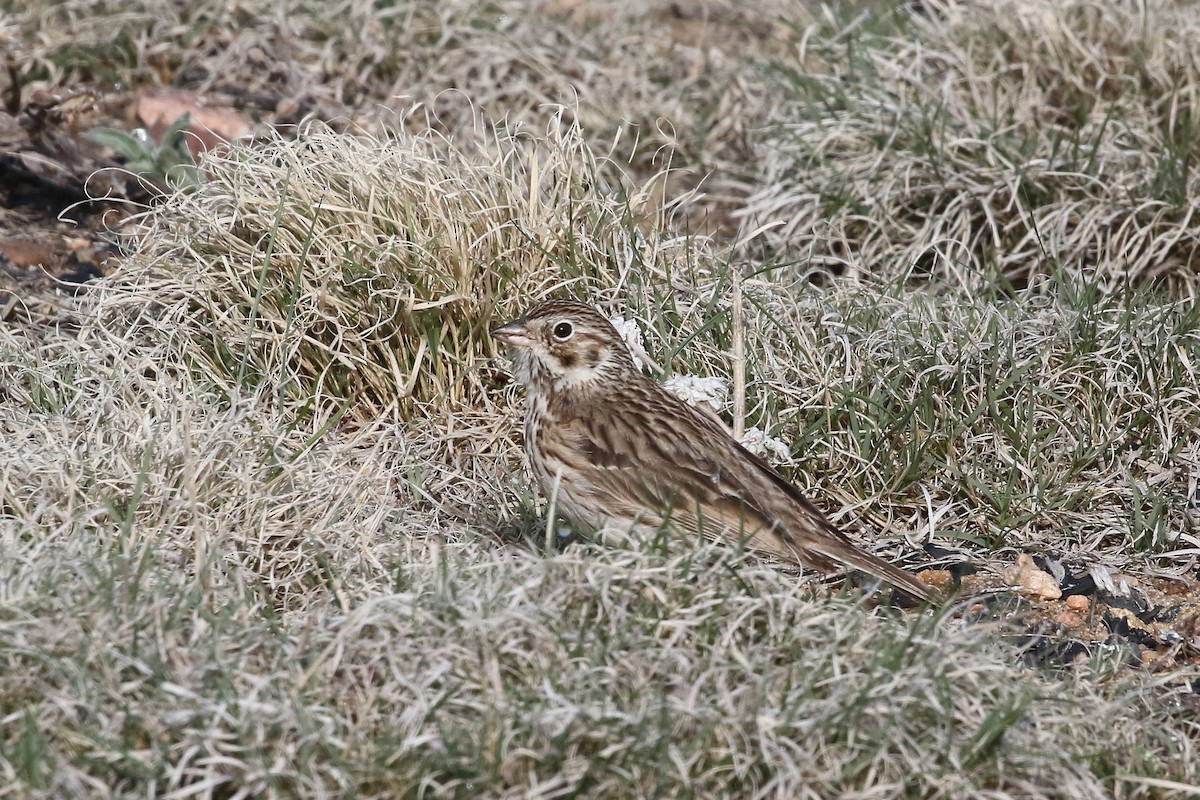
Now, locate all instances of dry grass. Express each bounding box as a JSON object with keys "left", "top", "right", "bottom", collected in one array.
[
  {"left": 743, "top": 0, "right": 1200, "bottom": 290},
  {"left": 3, "top": 141, "right": 1199, "bottom": 796},
  {"left": 19, "top": 0, "right": 1200, "bottom": 282},
  {"left": 10, "top": 0, "right": 795, "bottom": 235},
  {"left": 1, "top": 310, "right": 1196, "bottom": 796},
  {"left": 729, "top": 271, "right": 1200, "bottom": 563},
  {"left": 97, "top": 118, "right": 694, "bottom": 423},
  {"left": 3, "top": 0, "right": 1200, "bottom": 797}
]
